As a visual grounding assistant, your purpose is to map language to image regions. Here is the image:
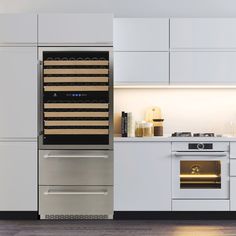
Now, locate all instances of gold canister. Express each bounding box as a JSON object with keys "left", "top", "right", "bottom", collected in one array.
[
  {"left": 135, "top": 121, "right": 144, "bottom": 137},
  {"left": 143, "top": 122, "right": 154, "bottom": 137}
]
